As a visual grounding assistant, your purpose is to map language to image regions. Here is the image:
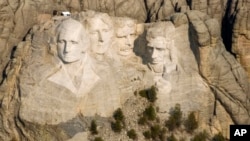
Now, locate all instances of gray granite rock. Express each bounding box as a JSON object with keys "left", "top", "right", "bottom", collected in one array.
[{"left": 0, "top": 1, "right": 250, "bottom": 140}]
